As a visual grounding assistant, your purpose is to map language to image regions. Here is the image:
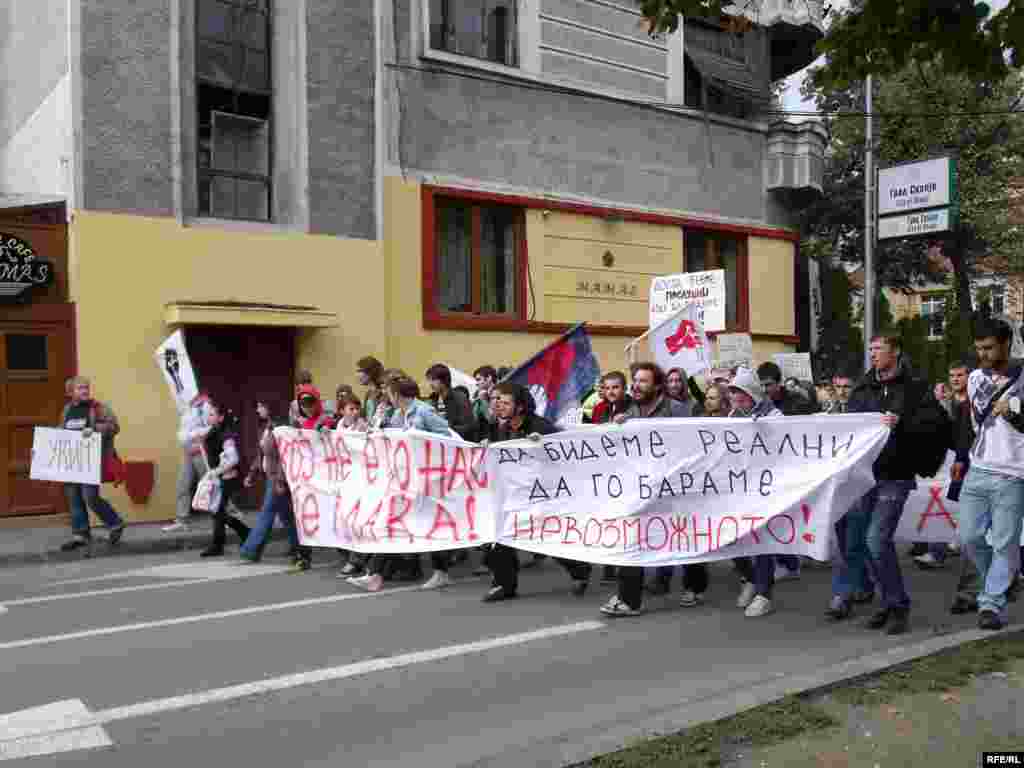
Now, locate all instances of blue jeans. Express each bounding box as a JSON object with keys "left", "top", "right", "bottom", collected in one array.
[
  {"left": 831, "top": 499, "right": 875, "bottom": 600},
  {"left": 863, "top": 480, "right": 915, "bottom": 611},
  {"left": 958, "top": 467, "right": 1024, "bottom": 618},
  {"left": 240, "top": 483, "right": 298, "bottom": 557},
  {"left": 65, "top": 483, "right": 123, "bottom": 536},
  {"left": 775, "top": 554, "right": 801, "bottom": 572},
  {"left": 734, "top": 555, "right": 774, "bottom": 598}
]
